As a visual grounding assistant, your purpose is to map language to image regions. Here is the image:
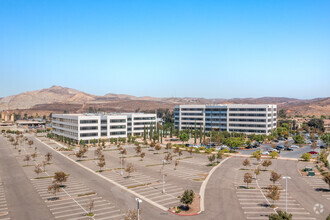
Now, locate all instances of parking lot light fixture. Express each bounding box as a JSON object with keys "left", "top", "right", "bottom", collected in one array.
[
  {"left": 162, "top": 160, "right": 166, "bottom": 193},
  {"left": 135, "top": 198, "right": 142, "bottom": 220},
  {"left": 282, "top": 176, "right": 291, "bottom": 212}
]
